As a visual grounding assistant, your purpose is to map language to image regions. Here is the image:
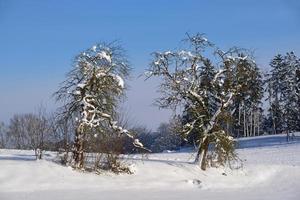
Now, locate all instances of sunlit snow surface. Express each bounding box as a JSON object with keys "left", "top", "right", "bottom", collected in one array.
[{"left": 1, "top": 133, "right": 300, "bottom": 200}]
